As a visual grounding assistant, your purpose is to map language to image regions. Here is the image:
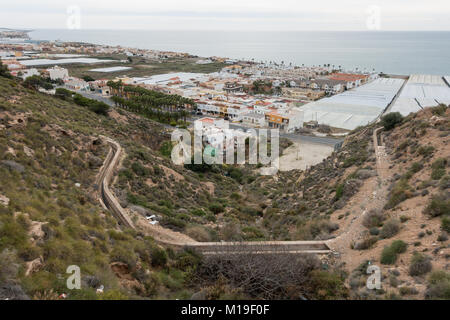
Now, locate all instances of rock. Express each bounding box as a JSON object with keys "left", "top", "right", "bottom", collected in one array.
[
  {"left": 25, "top": 257, "right": 43, "bottom": 276},
  {"left": 88, "top": 155, "right": 103, "bottom": 168},
  {"left": 356, "top": 169, "right": 377, "bottom": 179},
  {"left": 84, "top": 275, "right": 101, "bottom": 289},
  {"left": 0, "top": 282, "right": 30, "bottom": 300},
  {"left": 129, "top": 205, "right": 150, "bottom": 217},
  {"left": 23, "top": 146, "right": 34, "bottom": 157},
  {"left": 1, "top": 160, "right": 25, "bottom": 173},
  {"left": 0, "top": 194, "right": 10, "bottom": 206}
]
